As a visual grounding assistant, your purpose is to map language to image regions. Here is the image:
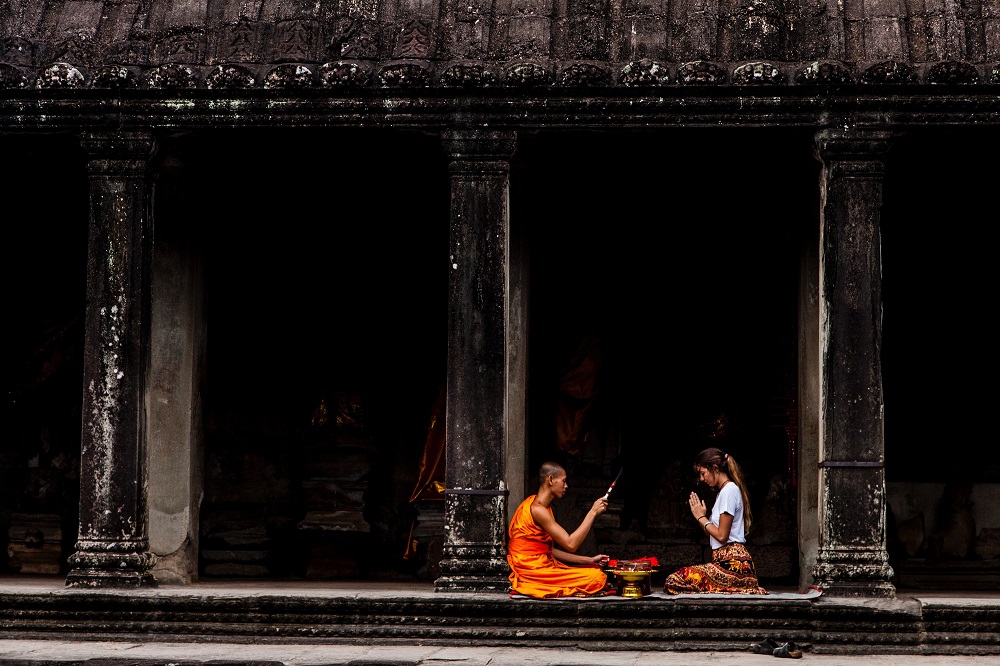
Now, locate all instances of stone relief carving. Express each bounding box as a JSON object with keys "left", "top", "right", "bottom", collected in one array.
[
  {"left": 558, "top": 62, "right": 611, "bottom": 86},
  {"left": 1, "top": 2, "right": 1000, "bottom": 80},
  {"left": 440, "top": 63, "right": 496, "bottom": 87},
  {"left": 318, "top": 61, "right": 370, "bottom": 87},
  {"left": 619, "top": 59, "right": 670, "bottom": 86},
  {"left": 153, "top": 30, "right": 206, "bottom": 64},
  {"left": 145, "top": 63, "right": 201, "bottom": 88},
  {"left": 926, "top": 60, "right": 979, "bottom": 84},
  {"left": 378, "top": 62, "right": 431, "bottom": 86},
  {"left": 92, "top": 65, "right": 139, "bottom": 89},
  {"left": 675, "top": 60, "right": 725, "bottom": 85},
  {"left": 795, "top": 61, "right": 853, "bottom": 85},
  {"left": 860, "top": 60, "right": 914, "bottom": 85},
  {"left": 218, "top": 22, "right": 258, "bottom": 63},
  {"left": 502, "top": 61, "right": 550, "bottom": 86},
  {"left": 732, "top": 61, "right": 783, "bottom": 84},
  {"left": 205, "top": 64, "right": 256, "bottom": 88},
  {"left": 273, "top": 20, "right": 318, "bottom": 63},
  {"left": 263, "top": 64, "right": 315, "bottom": 88},
  {"left": 36, "top": 62, "right": 85, "bottom": 88},
  {"left": 117, "top": 34, "right": 151, "bottom": 66},
  {"left": 52, "top": 33, "right": 94, "bottom": 66},
  {"left": 394, "top": 20, "right": 434, "bottom": 59}
]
